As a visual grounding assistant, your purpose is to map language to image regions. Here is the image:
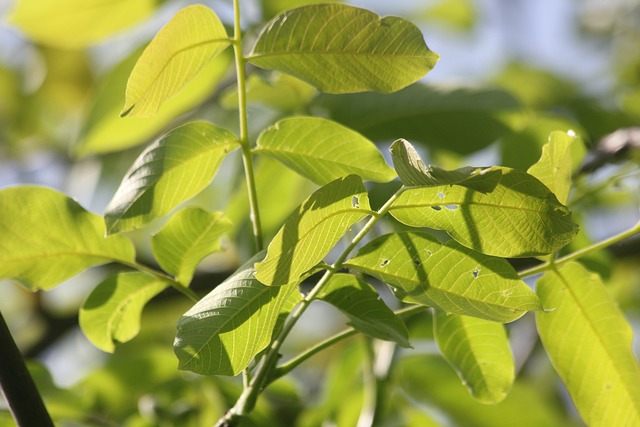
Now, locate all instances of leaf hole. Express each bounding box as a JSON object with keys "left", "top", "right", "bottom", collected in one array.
[
  {"left": 380, "top": 259, "right": 390, "bottom": 267},
  {"left": 444, "top": 204, "right": 458, "bottom": 211},
  {"left": 472, "top": 268, "right": 480, "bottom": 279},
  {"left": 426, "top": 250, "right": 432, "bottom": 256},
  {"left": 413, "top": 258, "right": 421, "bottom": 266},
  {"left": 352, "top": 196, "right": 360, "bottom": 209},
  {"left": 437, "top": 192, "right": 445, "bottom": 199},
  {"left": 431, "top": 205, "right": 442, "bottom": 211}
]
